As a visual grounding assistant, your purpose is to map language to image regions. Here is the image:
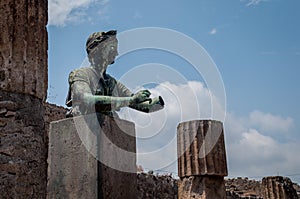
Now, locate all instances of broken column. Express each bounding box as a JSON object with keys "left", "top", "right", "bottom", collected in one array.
[
  {"left": 262, "top": 176, "right": 298, "bottom": 199},
  {"left": 0, "top": 0, "right": 48, "bottom": 198},
  {"left": 177, "top": 120, "right": 228, "bottom": 199},
  {"left": 47, "top": 114, "right": 137, "bottom": 199}
]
